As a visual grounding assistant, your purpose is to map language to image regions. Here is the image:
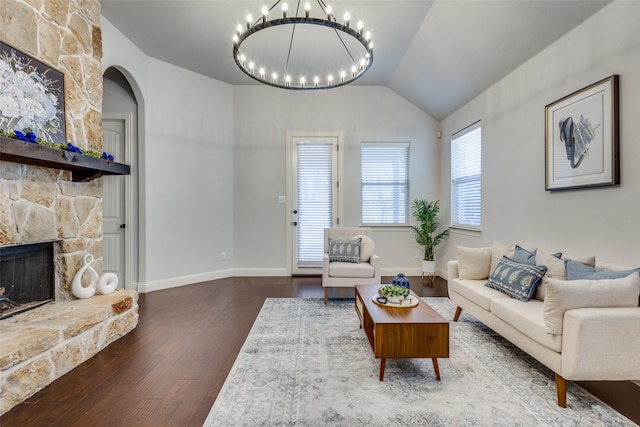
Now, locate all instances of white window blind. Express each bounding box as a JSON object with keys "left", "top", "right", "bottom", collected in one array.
[
  {"left": 297, "top": 141, "right": 333, "bottom": 264},
  {"left": 451, "top": 122, "right": 481, "bottom": 229},
  {"left": 361, "top": 142, "right": 410, "bottom": 225}
]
